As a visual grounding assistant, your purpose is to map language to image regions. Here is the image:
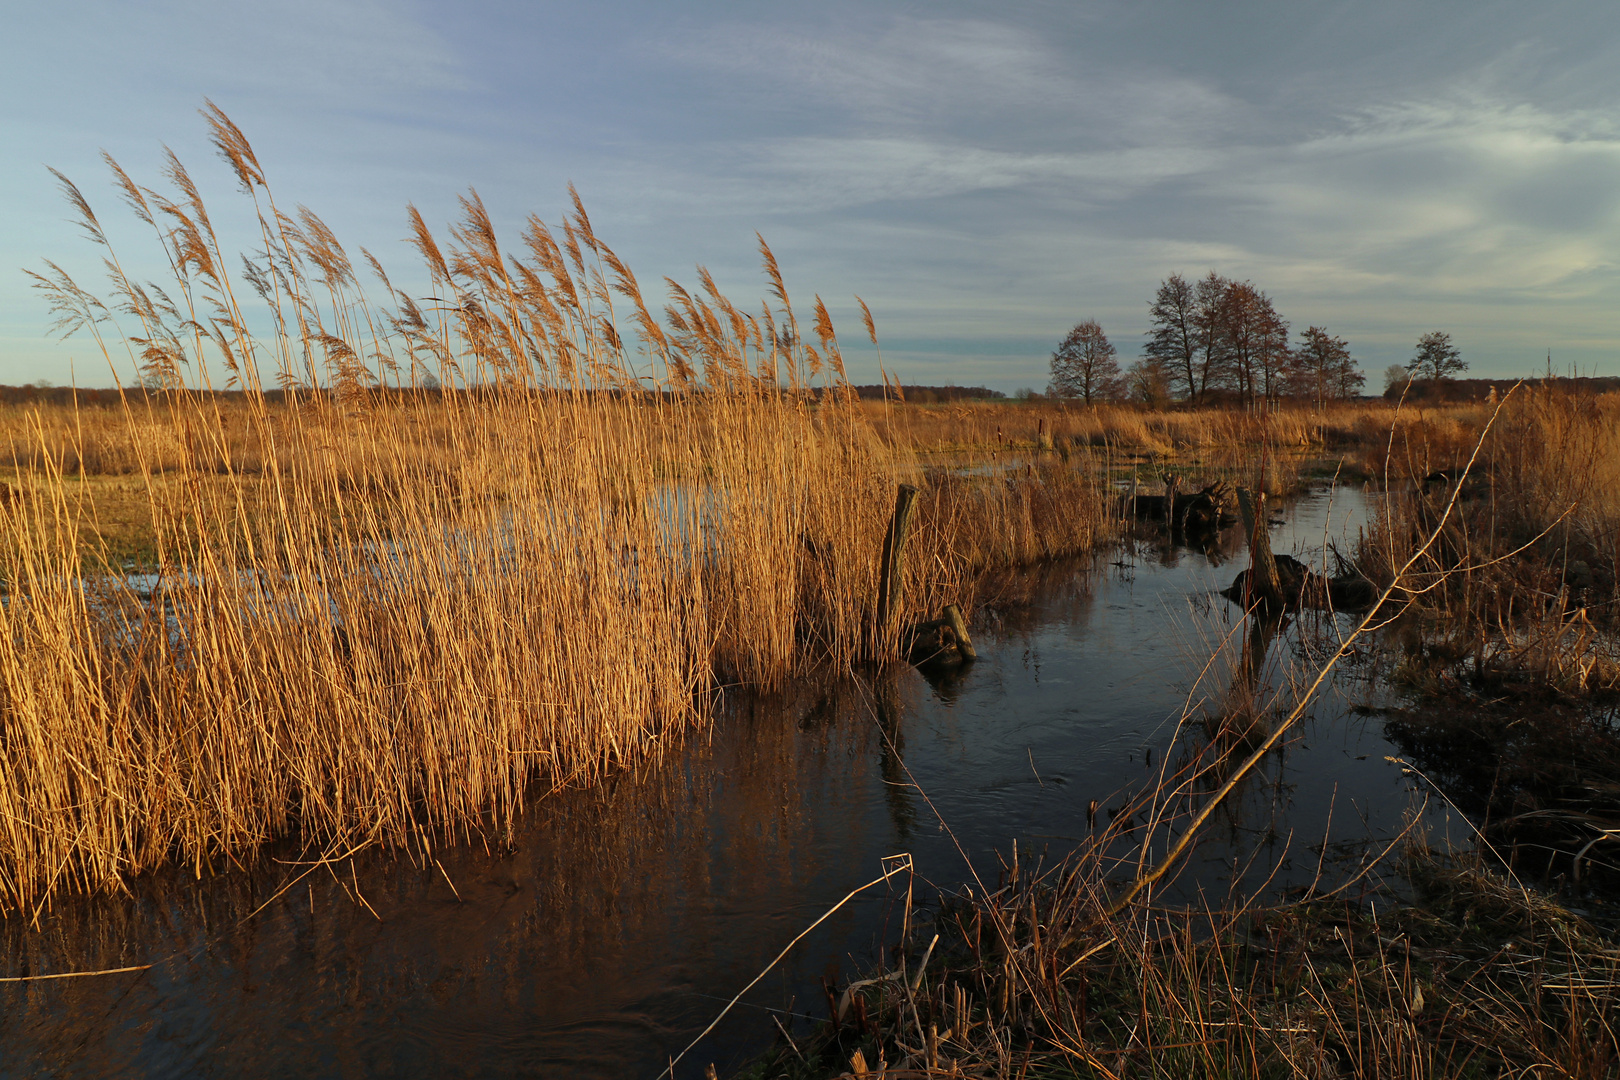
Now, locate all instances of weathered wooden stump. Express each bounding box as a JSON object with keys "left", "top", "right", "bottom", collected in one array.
[
  {"left": 905, "top": 604, "right": 977, "bottom": 667},
  {"left": 875, "top": 483, "right": 919, "bottom": 644}
]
